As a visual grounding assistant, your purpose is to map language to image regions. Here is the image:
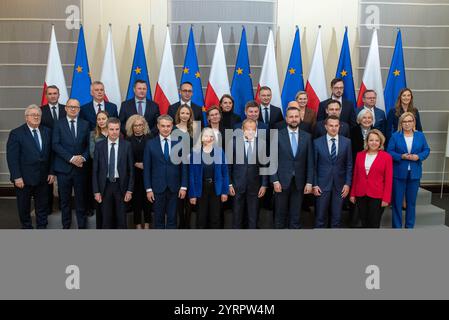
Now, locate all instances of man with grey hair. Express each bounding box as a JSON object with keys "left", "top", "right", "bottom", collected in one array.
[{"left": 7, "top": 105, "right": 55, "bottom": 229}]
